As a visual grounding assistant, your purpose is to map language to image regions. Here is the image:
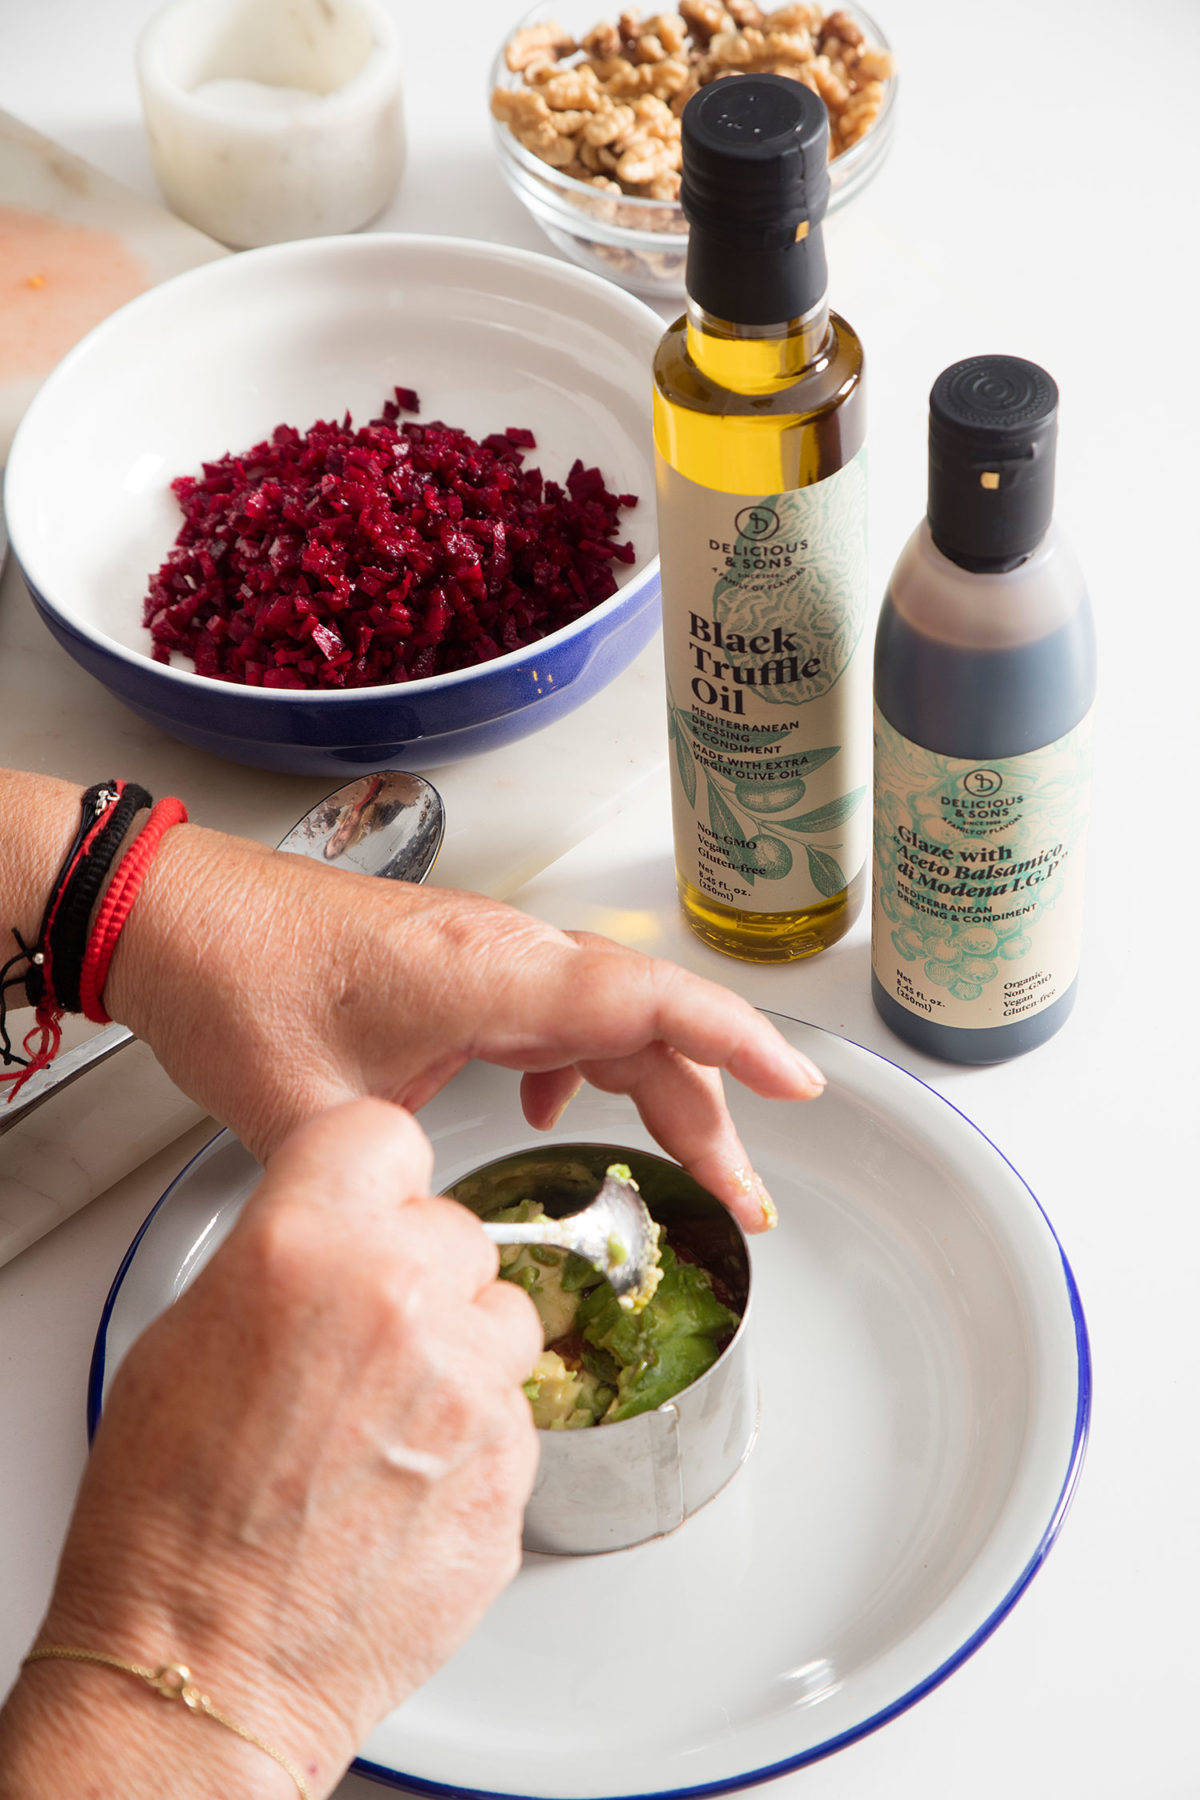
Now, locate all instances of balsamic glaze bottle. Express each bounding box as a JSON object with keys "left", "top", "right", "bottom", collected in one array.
[{"left": 872, "top": 356, "right": 1096, "bottom": 1063}]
